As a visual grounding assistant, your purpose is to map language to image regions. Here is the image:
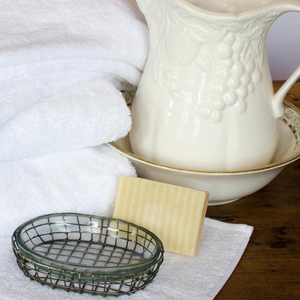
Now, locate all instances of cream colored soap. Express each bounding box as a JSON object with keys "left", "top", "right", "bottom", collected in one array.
[{"left": 113, "top": 176, "right": 209, "bottom": 256}]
